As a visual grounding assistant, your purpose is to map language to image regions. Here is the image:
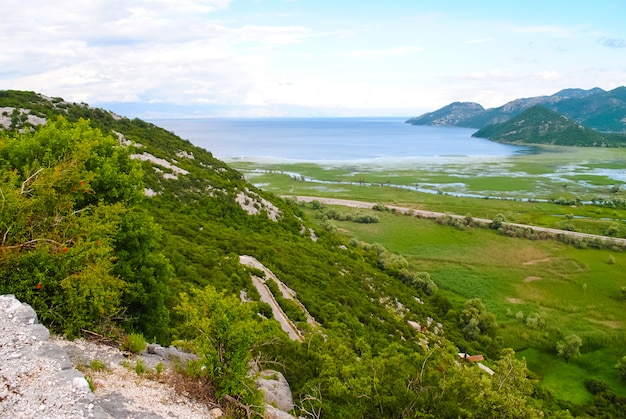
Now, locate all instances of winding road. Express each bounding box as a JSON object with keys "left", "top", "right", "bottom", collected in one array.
[
  {"left": 292, "top": 196, "right": 626, "bottom": 246},
  {"left": 239, "top": 255, "right": 305, "bottom": 342}
]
